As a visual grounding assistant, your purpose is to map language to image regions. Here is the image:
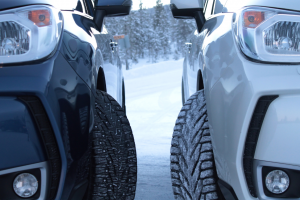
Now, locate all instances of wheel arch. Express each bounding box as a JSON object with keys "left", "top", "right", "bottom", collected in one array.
[
  {"left": 122, "top": 78, "right": 126, "bottom": 113},
  {"left": 96, "top": 67, "right": 107, "bottom": 92}
]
